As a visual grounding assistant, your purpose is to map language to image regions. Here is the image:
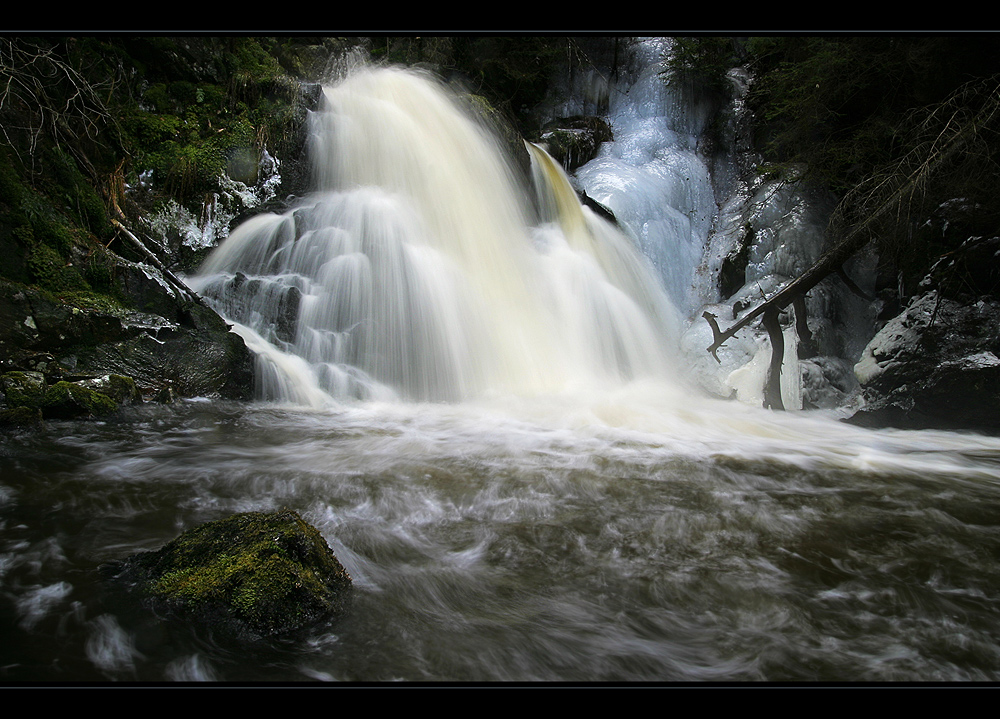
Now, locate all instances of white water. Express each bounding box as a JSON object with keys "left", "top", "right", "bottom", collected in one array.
[
  {"left": 184, "top": 57, "right": 1000, "bottom": 477},
  {"left": 191, "top": 65, "right": 682, "bottom": 407}
]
